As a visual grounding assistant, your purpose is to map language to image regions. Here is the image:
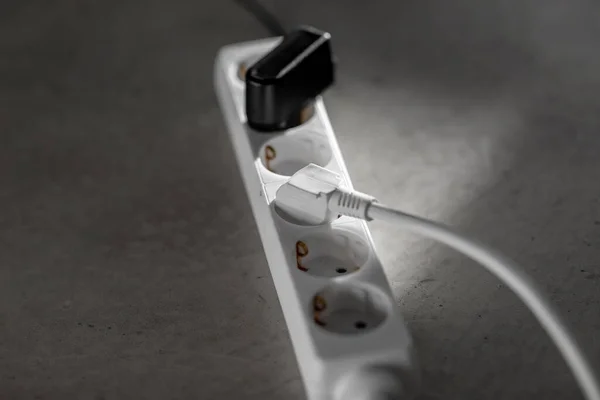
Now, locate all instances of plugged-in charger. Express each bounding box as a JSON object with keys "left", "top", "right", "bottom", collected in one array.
[{"left": 245, "top": 26, "right": 335, "bottom": 132}]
